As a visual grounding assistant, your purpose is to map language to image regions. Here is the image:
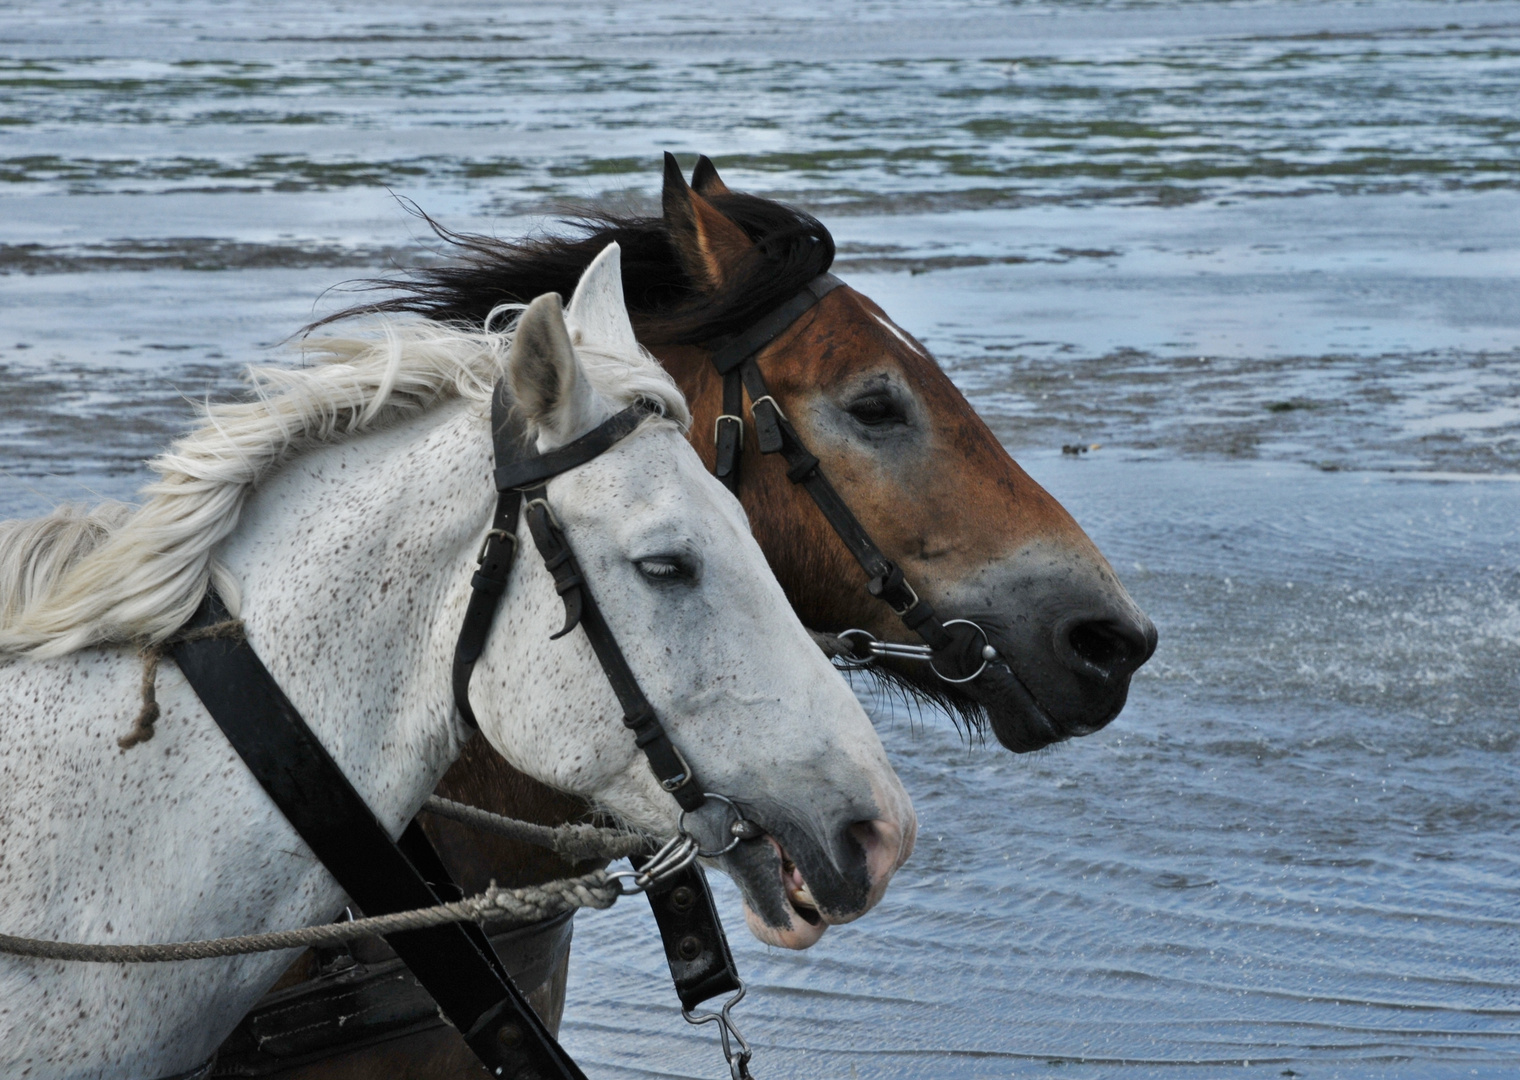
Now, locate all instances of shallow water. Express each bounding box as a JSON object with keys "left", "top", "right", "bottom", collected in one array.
[{"left": 2, "top": 2, "right": 1517, "bottom": 1077}]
